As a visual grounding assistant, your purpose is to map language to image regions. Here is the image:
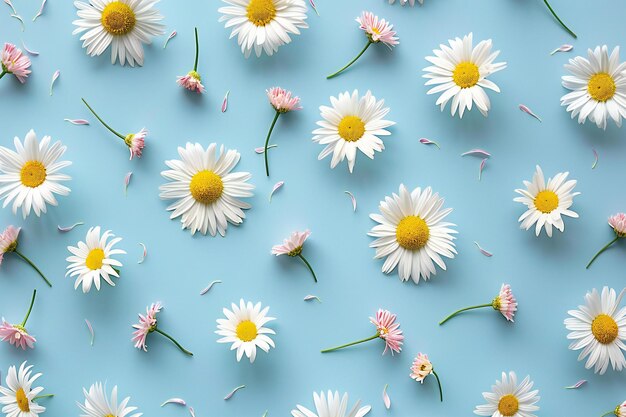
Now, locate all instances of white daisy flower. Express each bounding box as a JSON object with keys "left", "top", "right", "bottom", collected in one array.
[
  {"left": 216, "top": 299, "right": 276, "bottom": 363},
  {"left": 474, "top": 371, "right": 540, "bottom": 417},
  {"left": 564, "top": 287, "right": 626, "bottom": 375},
  {"left": 368, "top": 184, "right": 457, "bottom": 284},
  {"left": 312, "top": 90, "right": 395, "bottom": 173},
  {"left": 0, "top": 361, "right": 46, "bottom": 417},
  {"left": 218, "top": 0, "right": 308, "bottom": 58},
  {"left": 423, "top": 33, "right": 506, "bottom": 118},
  {"left": 159, "top": 143, "right": 254, "bottom": 236},
  {"left": 291, "top": 391, "right": 371, "bottom": 417},
  {"left": 72, "top": 0, "right": 165, "bottom": 67},
  {"left": 66, "top": 226, "right": 126, "bottom": 293},
  {"left": 0, "top": 129, "right": 71, "bottom": 219},
  {"left": 388, "top": 0, "right": 423, "bottom": 6},
  {"left": 513, "top": 165, "right": 579, "bottom": 238},
  {"left": 78, "top": 382, "right": 142, "bottom": 417},
  {"left": 561, "top": 45, "right": 626, "bottom": 129}
]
